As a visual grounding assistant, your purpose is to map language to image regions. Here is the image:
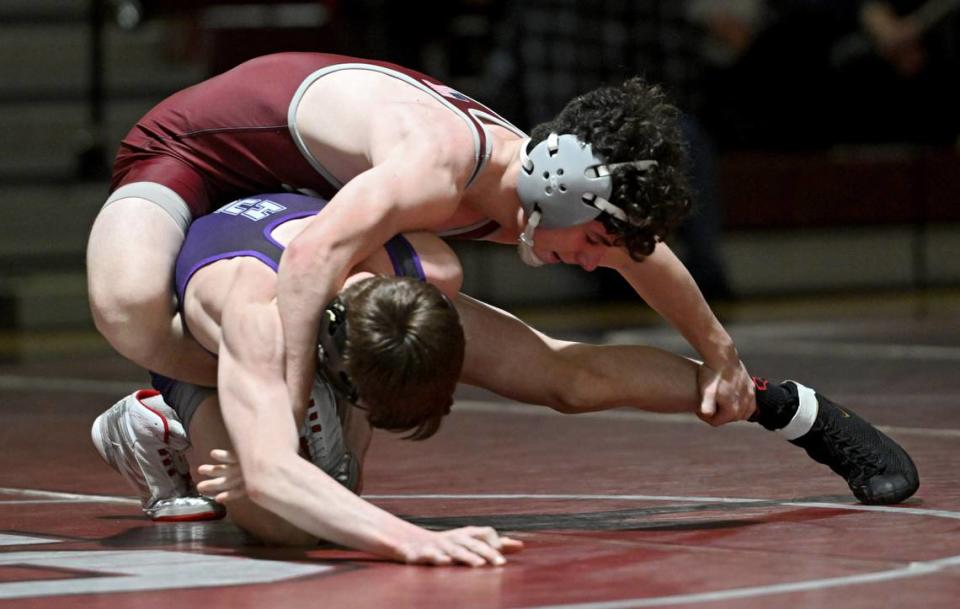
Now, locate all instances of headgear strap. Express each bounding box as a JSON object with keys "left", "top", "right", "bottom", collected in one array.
[{"left": 316, "top": 296, "right": 359, "bottom": 403}]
